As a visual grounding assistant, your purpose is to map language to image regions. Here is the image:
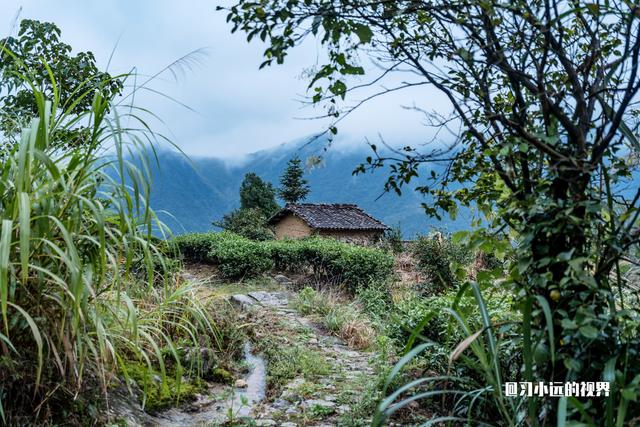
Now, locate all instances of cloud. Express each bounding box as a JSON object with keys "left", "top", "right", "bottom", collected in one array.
[{"left": 5, "top": 0, "right": 450, "bottom": 157}]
